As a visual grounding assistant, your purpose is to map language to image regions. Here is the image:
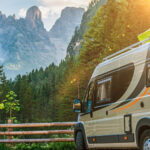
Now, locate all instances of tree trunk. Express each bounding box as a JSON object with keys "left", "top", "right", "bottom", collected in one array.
[
  {"left": 7, "top": 119, "right": 13, "bottom": 146},
  {"left": 10, "top": 109, "right": 12, "bottom": 119}
]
